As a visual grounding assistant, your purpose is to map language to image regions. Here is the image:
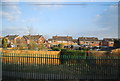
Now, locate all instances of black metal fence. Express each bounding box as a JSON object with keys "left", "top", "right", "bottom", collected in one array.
[{"left": 1, "top": 53, "right": 120, "bottom": 80}]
